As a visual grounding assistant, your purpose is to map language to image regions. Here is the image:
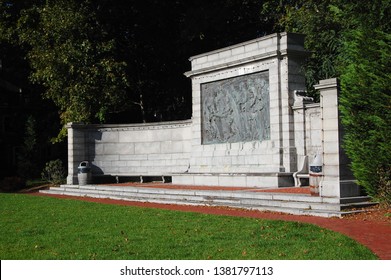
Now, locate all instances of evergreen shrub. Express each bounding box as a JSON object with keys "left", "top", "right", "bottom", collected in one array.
[
  {"left": 41, "top": 159, "right": 66, "bottom": 186},
  {"left": 339, "top": 28, "right": 391, "bottom": 205}
]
